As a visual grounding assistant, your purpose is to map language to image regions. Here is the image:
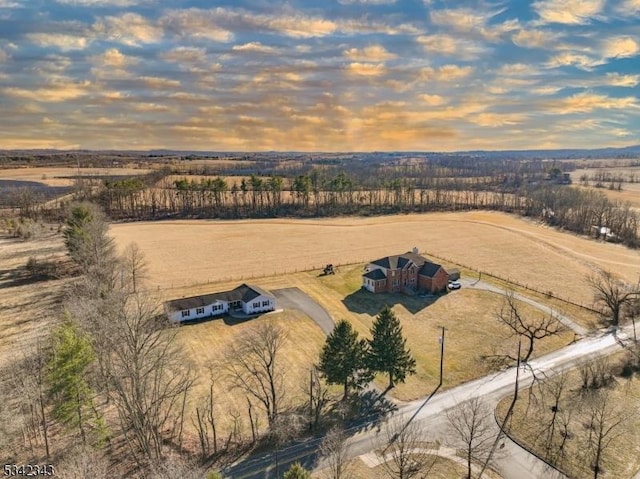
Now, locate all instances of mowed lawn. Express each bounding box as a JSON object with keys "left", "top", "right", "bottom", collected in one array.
[{"left": 110, "top": 211, "right": 640, "bottom": 307}]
